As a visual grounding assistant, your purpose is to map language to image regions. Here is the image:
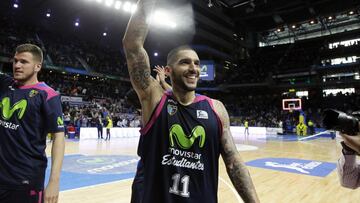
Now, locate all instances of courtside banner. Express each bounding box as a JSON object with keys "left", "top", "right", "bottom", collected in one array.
[{"left": 246, "top": 158, "right": 336, "bottom": 177}]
